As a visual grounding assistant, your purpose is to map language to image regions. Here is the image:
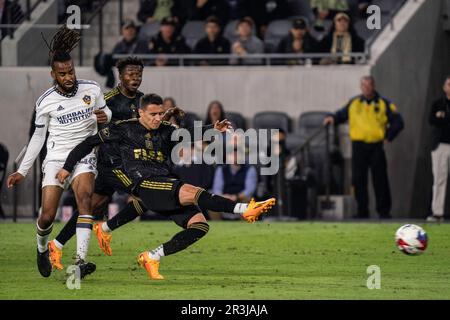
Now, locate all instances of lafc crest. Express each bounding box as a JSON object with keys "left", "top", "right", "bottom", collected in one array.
[
  {"left": 83, "top": 95, "right": 92, "bottom": 105},
  {"left": 145, "top": 133, "right": 153, "bottom": 149}
]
